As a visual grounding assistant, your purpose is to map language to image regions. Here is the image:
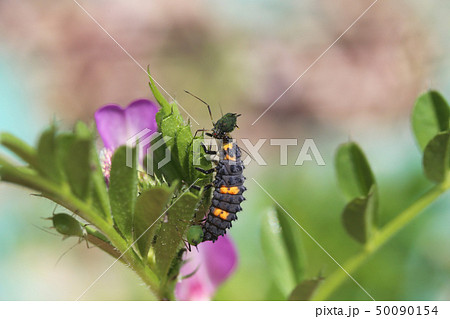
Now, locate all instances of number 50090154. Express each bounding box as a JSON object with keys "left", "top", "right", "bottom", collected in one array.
[{"left": 376, "top": 305, "right": 438, "bottom": 316}]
